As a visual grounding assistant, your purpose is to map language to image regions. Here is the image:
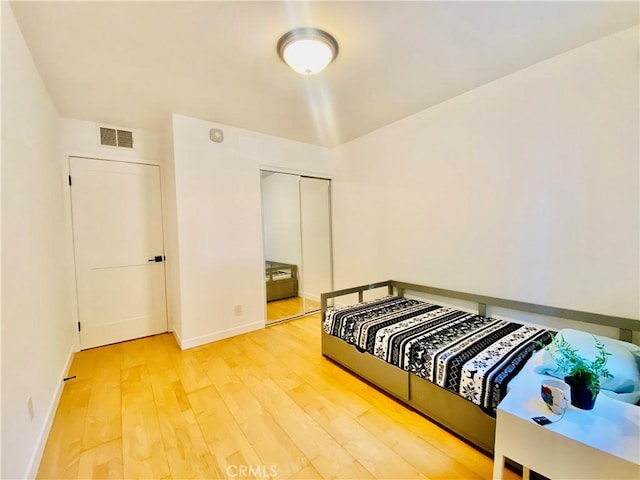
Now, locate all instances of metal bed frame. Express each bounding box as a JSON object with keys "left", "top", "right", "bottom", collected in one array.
[
  {"left": 320, "top": 280, "right": 638, "bottom": 454},
  {"left": 265, "top": 261, "right": 299, "bottom": 302}
]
